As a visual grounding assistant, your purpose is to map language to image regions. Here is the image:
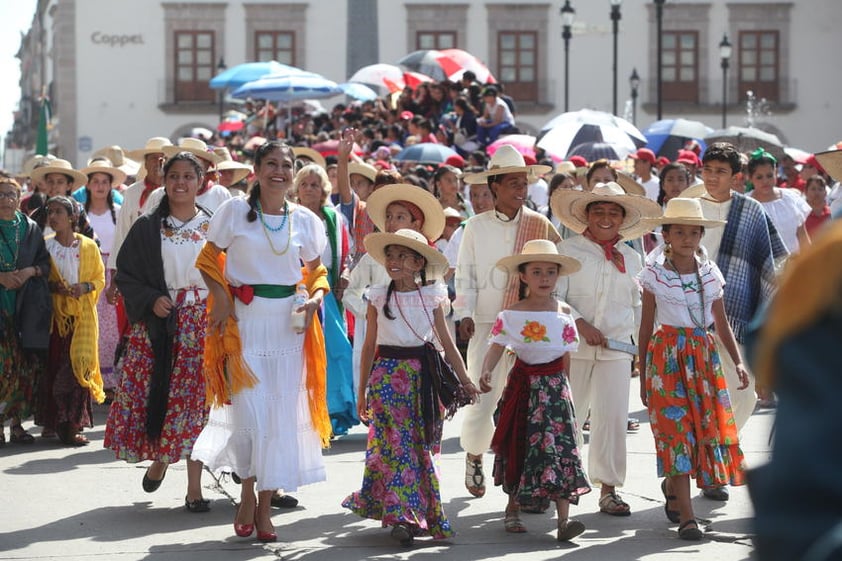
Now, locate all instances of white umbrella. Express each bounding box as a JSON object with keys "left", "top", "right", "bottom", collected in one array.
[
  {"left": 538, "top": 109, "right": 646, "bottom": 159},
  {"left": 232, "top": 71, "right": 342, "bottom": 102}
]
